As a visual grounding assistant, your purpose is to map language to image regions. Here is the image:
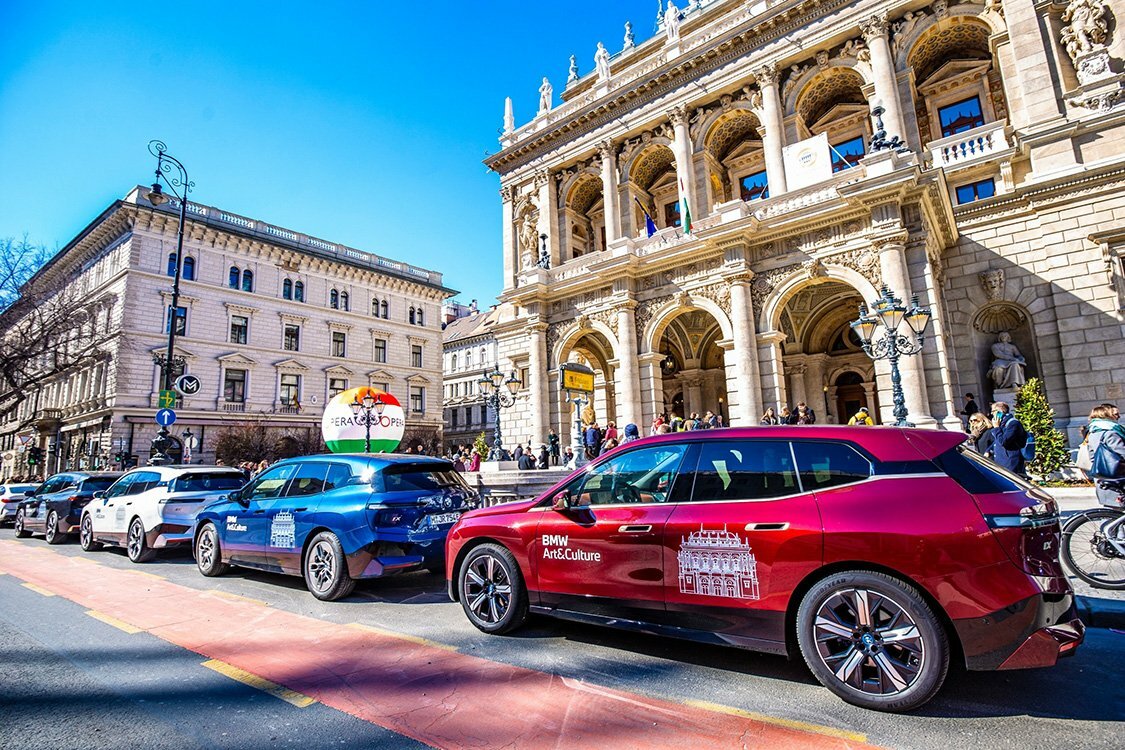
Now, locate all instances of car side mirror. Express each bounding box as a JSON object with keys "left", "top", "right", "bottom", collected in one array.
[
  {"left": 551, "top": 491, "right": 571, "bottom": 511},
  {"left": 230, "top": 489, "right": 249, "bottom": 506},
  {"left": 92, "top": 490, "right": 106, "bottom": 500}
]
